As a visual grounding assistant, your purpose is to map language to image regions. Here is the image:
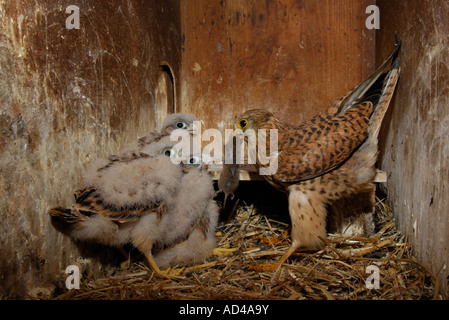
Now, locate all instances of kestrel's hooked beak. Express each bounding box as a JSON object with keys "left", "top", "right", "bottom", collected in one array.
[{"left": 233, "top": 128, "right": 245, "bottom": 137}]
